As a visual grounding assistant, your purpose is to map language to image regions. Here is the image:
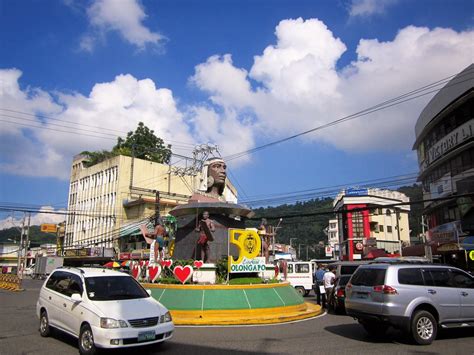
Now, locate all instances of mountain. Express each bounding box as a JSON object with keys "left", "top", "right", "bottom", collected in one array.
[{"left": 0, "top": 226, "right": 56, "bottom": 246}]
